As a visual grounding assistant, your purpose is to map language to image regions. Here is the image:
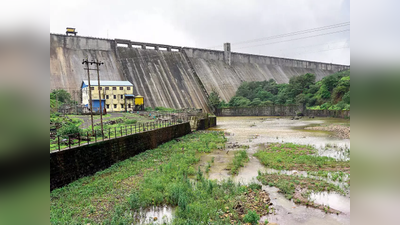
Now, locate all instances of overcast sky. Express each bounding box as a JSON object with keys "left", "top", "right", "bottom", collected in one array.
[{"left": 50, "top": 0, "right": 350, "bottom": 65}]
